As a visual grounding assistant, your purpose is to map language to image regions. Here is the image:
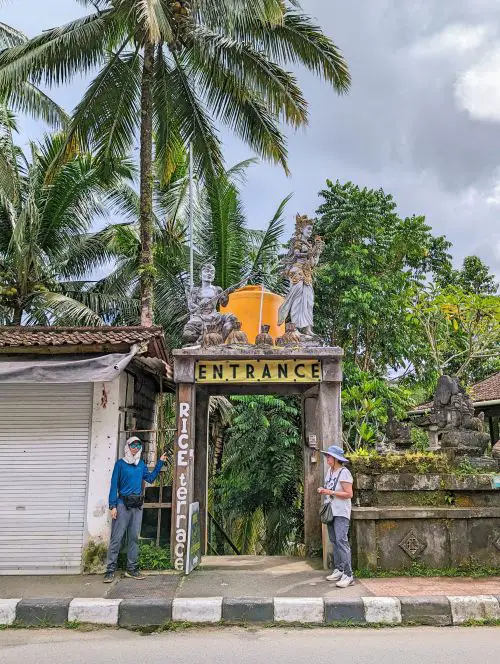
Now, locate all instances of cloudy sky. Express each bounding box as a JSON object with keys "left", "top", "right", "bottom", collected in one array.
[{"left": 3, "top": 0, "right": 500, "bottom": 278}]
